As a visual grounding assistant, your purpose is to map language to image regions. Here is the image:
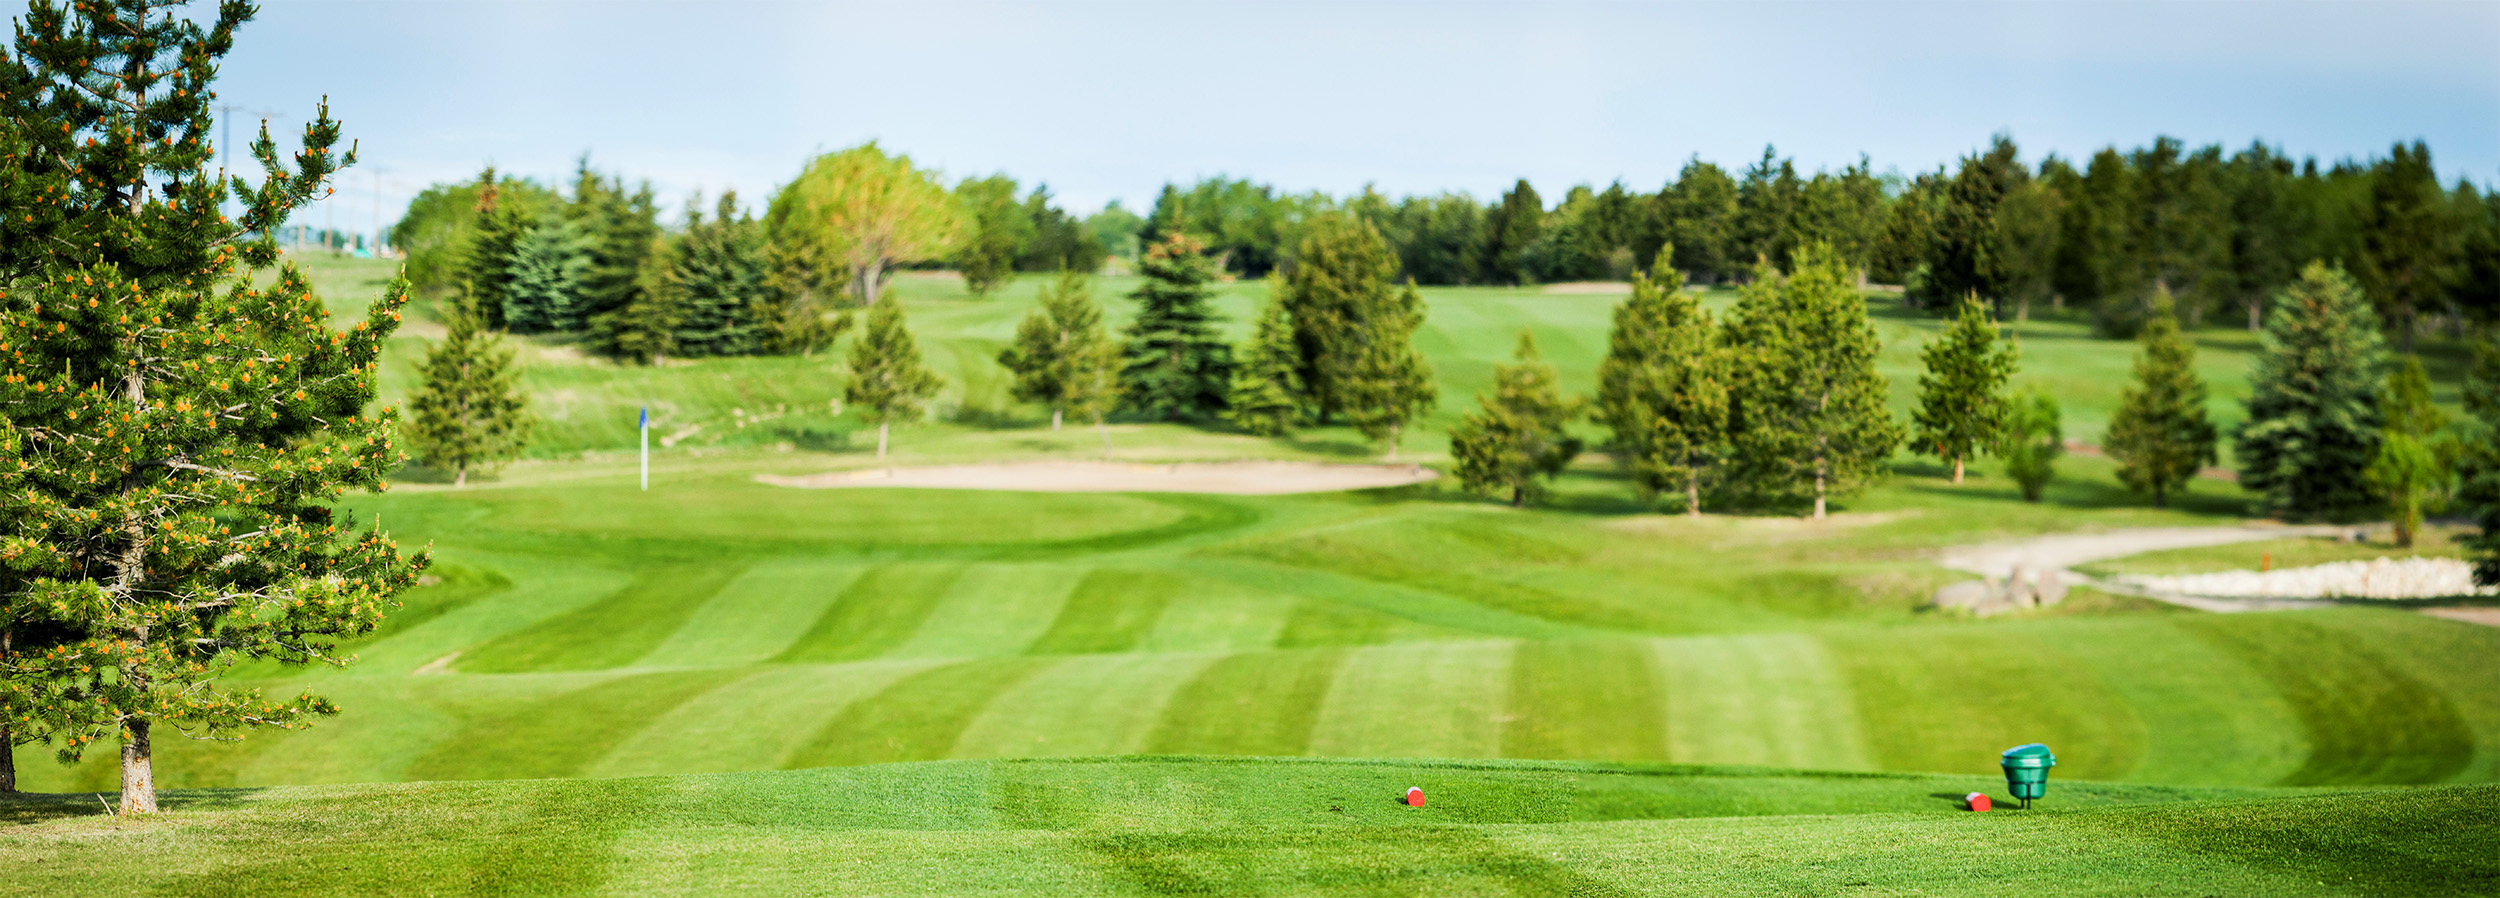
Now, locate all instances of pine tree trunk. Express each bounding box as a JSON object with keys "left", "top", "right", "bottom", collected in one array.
[
  {"left": 1952, "top": 456, "right": 1964, "bottom": 484},
  {"left": 120, "top": 717, "right": 156, "bottom": 814},
  {"left": 1813, "top": 455, "right": 1829, "bottom": 520},
  {"left": 1, "top": 723, "right": 16, "bottom": 794},
  {"left": 2247, "top": 299, "right": 2262, "bottom": 332},
  {"left": 1051, "top": 408, "right": 1063, "bottom": 431},
  {"left": 453, "top": 459, "right": 468, "bottom": 488},
  {"left": 1685, "top": 471, "right": 1701, "bottom": 517},
  {"left": 877, "top": 422, "right": 890, "bottom": 459},
  {"left": 1511, "top": 486, "right": 1525, "bottom": 507}
]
